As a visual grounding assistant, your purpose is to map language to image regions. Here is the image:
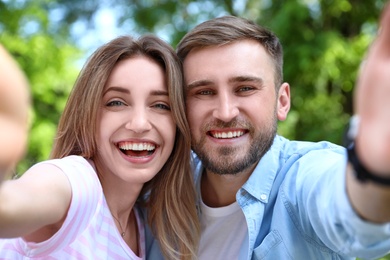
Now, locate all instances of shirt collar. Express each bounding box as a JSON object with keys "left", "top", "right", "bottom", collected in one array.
[{"left": 241, "top": 135, "right": 284, "bottom": 203}]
